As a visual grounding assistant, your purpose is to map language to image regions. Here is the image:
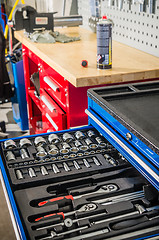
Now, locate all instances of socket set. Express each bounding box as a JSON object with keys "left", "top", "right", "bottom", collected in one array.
[
  {"left": 0, "top": 126, "right": 159, "bottom": 240},
  {"left": 0, "top": 127, "right": 128, "bottom": 186}
]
